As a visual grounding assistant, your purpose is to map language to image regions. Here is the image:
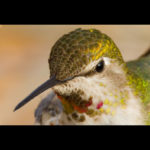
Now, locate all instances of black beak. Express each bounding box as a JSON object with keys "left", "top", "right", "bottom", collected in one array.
[{"left": 14, "top": 76, "right": 61, "bottom": 112}]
